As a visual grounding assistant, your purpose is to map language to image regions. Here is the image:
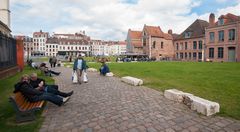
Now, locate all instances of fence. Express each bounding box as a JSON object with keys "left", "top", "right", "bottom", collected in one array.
[{"left": 0, "top": 32, "right": 17, "bottom": 69}]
